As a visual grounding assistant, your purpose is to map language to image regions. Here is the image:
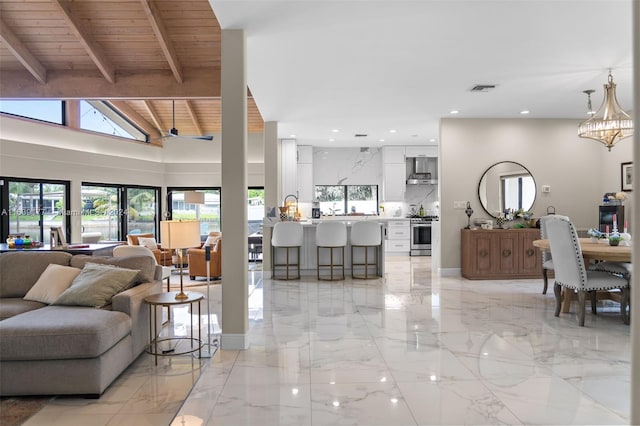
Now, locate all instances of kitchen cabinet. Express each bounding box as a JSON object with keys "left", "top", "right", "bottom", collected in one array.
[
  {"left": 405, "top": 145, "right": 438, "bottom": 157},
  {"left": 382, "top": 146, "right": 406, "bottom": 201},
  {"left": 385, "top": 219, "right": 410, "bottom": 254},
  {"left": 461, "top": 228, "right": 541, "bottom": 279},
  {"left": 281, "top": 139, "right": 297, "bottom": 198},
  {"left": 297, "top": 145, "right": 314, "bottom": 202}
]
